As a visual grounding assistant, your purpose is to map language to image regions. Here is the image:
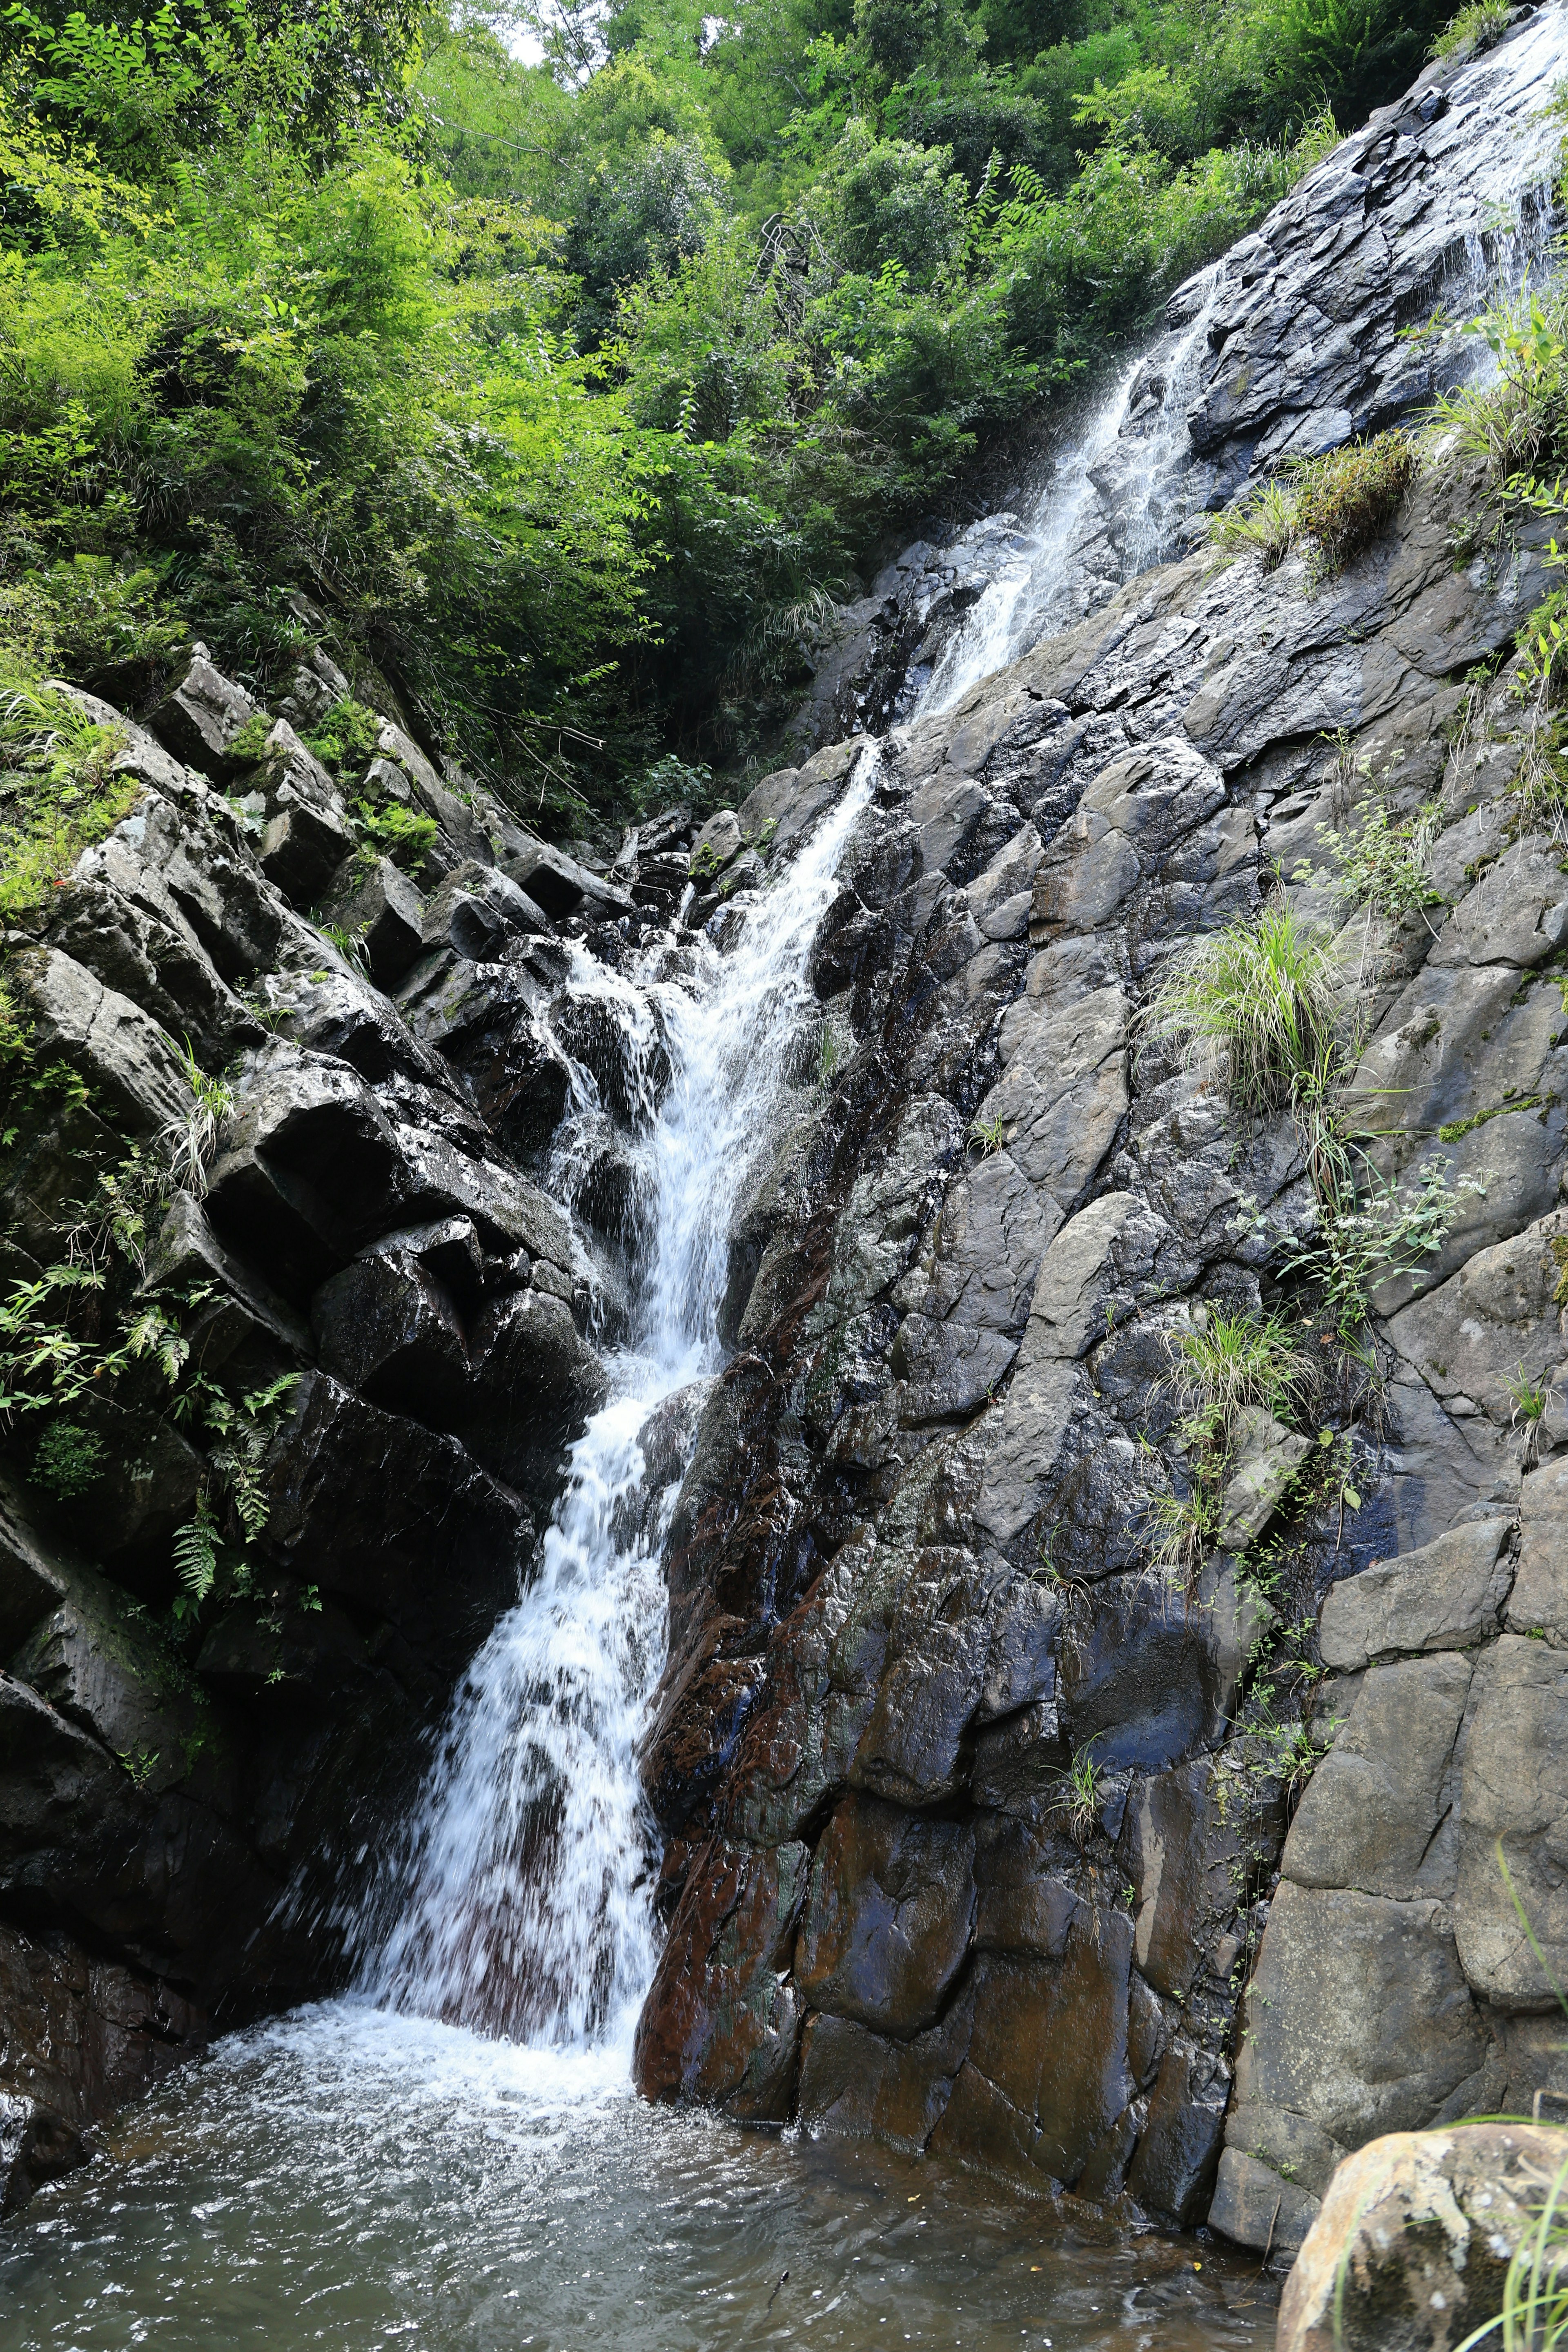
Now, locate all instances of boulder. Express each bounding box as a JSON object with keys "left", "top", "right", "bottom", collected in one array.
[
  {"left": 501, "top": 834, "right": 633, "bottom": 923},
  {"left": 332, "top": 858, "right": 426, "bottom": 990},
  {"left": 633, "top": 1836, "right": 808, "bottom": 2119},
  {"left": 145, "top": 655, "right": 256, "bottom": 777},
  {"left": 1227, "top": 1881, "right": 1487, "bottom": 2198},
  {"left": 1281, "top": 1653, "right": 1473, "bottom": 1901},
  {"left": 1319, "top": 1520, "right": 1514, "bottom": 1668},
  {"left": 420, "top": 862, "right": 552, "bottom": 961},
  {"left": 259, "top": 798, "right": 354, "bottom": 909},
  {"left": 1277, "top": 2124, "right": 1568, "bottom": 2352}
]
